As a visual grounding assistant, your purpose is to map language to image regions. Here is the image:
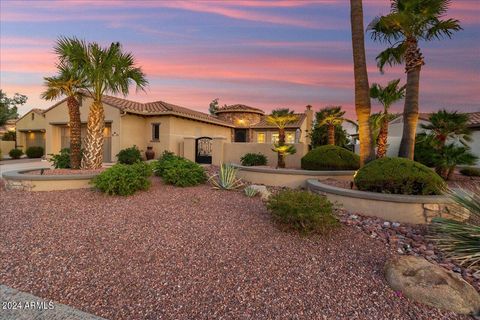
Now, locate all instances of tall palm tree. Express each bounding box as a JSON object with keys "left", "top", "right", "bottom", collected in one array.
[
  {"left": 368, "top": 0, "right": 462, "bottom": 160},
  {"left": 350, "top": 0, "right": 375, "bottom": 166},
  {"left": 267, "top": 108, "right": 298, "bottom": 168},
  {"left": 41, "top": 62, "right": 85, "bottom": 169},
  {"left": 55, "top": 37, "right": 148, "bottom": 169},
  {"left": 421, "top": 109, "right": 472, "bottom": 148},
  {"left": 317, "top": 106, "right": 346, "bottom": 145},
  {"left": 370, "top": 79, "right": 406, "bottom": 158}
]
